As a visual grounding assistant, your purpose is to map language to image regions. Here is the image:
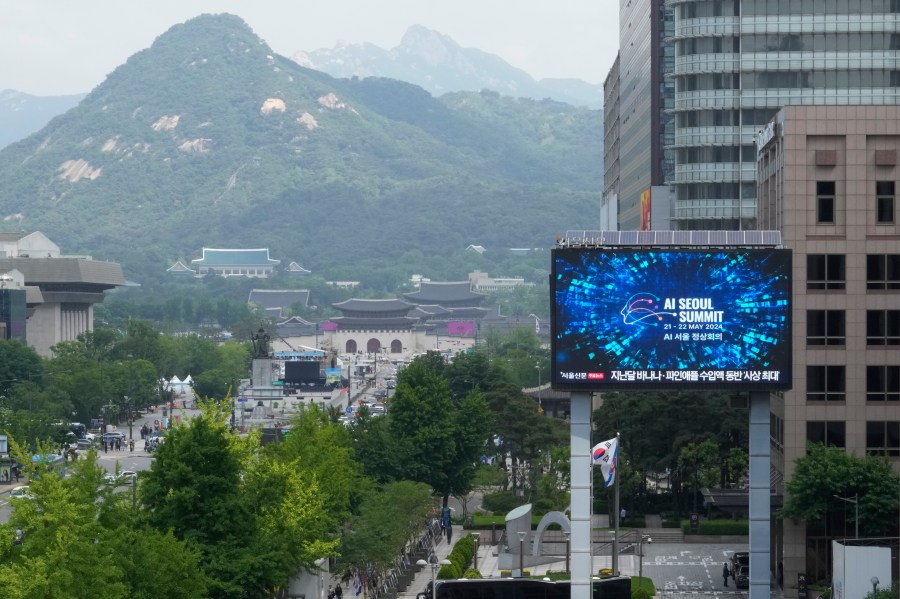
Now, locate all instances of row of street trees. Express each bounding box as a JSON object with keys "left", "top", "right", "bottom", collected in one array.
[
  {"left": 0, "top": 335, "right": 565, "bottom": 598},
  {"left": 0, "top": 324, "right": 251, "bottom": 453}
]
